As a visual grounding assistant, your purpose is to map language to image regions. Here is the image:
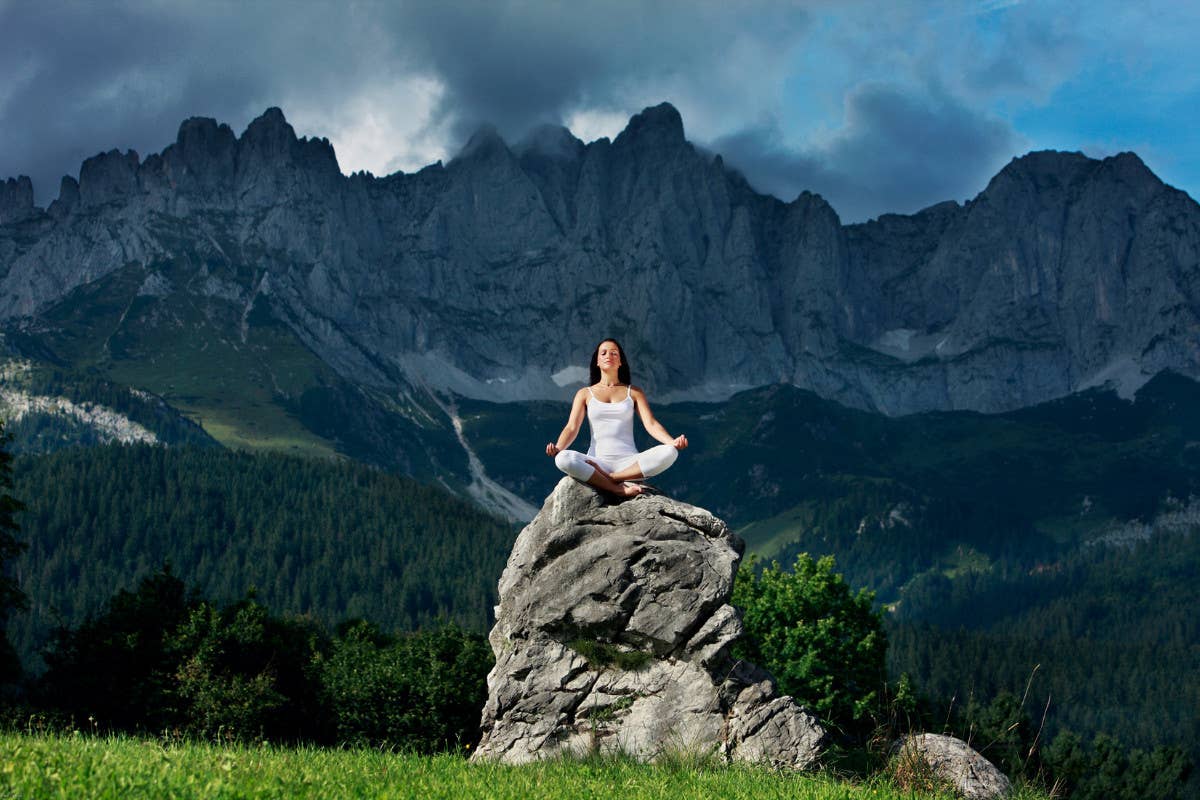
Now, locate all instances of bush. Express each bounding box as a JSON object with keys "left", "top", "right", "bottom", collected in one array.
[
  {"left": 38, "top": 567, "right": 197, "bottom": 731},
  {"left": 318, "top": 620, "right": 492, "bottom": 752},
  {"left": 37, "top": 569, "right": 494, "bottom": 751},
  {"left": 166, "top": 596, "right": 329, "bottom": 742},
  {"left": 732, "top": 553, "right": 887, "bottom": 738}
]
